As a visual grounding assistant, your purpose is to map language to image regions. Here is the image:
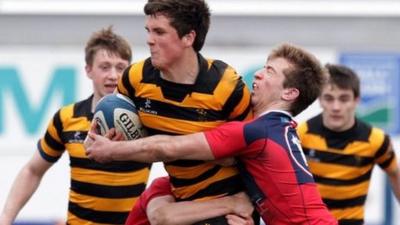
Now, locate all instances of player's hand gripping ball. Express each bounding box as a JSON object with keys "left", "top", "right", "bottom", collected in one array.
[{"left": 93, "top": 94, "right": 147, "bottom": 140}]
